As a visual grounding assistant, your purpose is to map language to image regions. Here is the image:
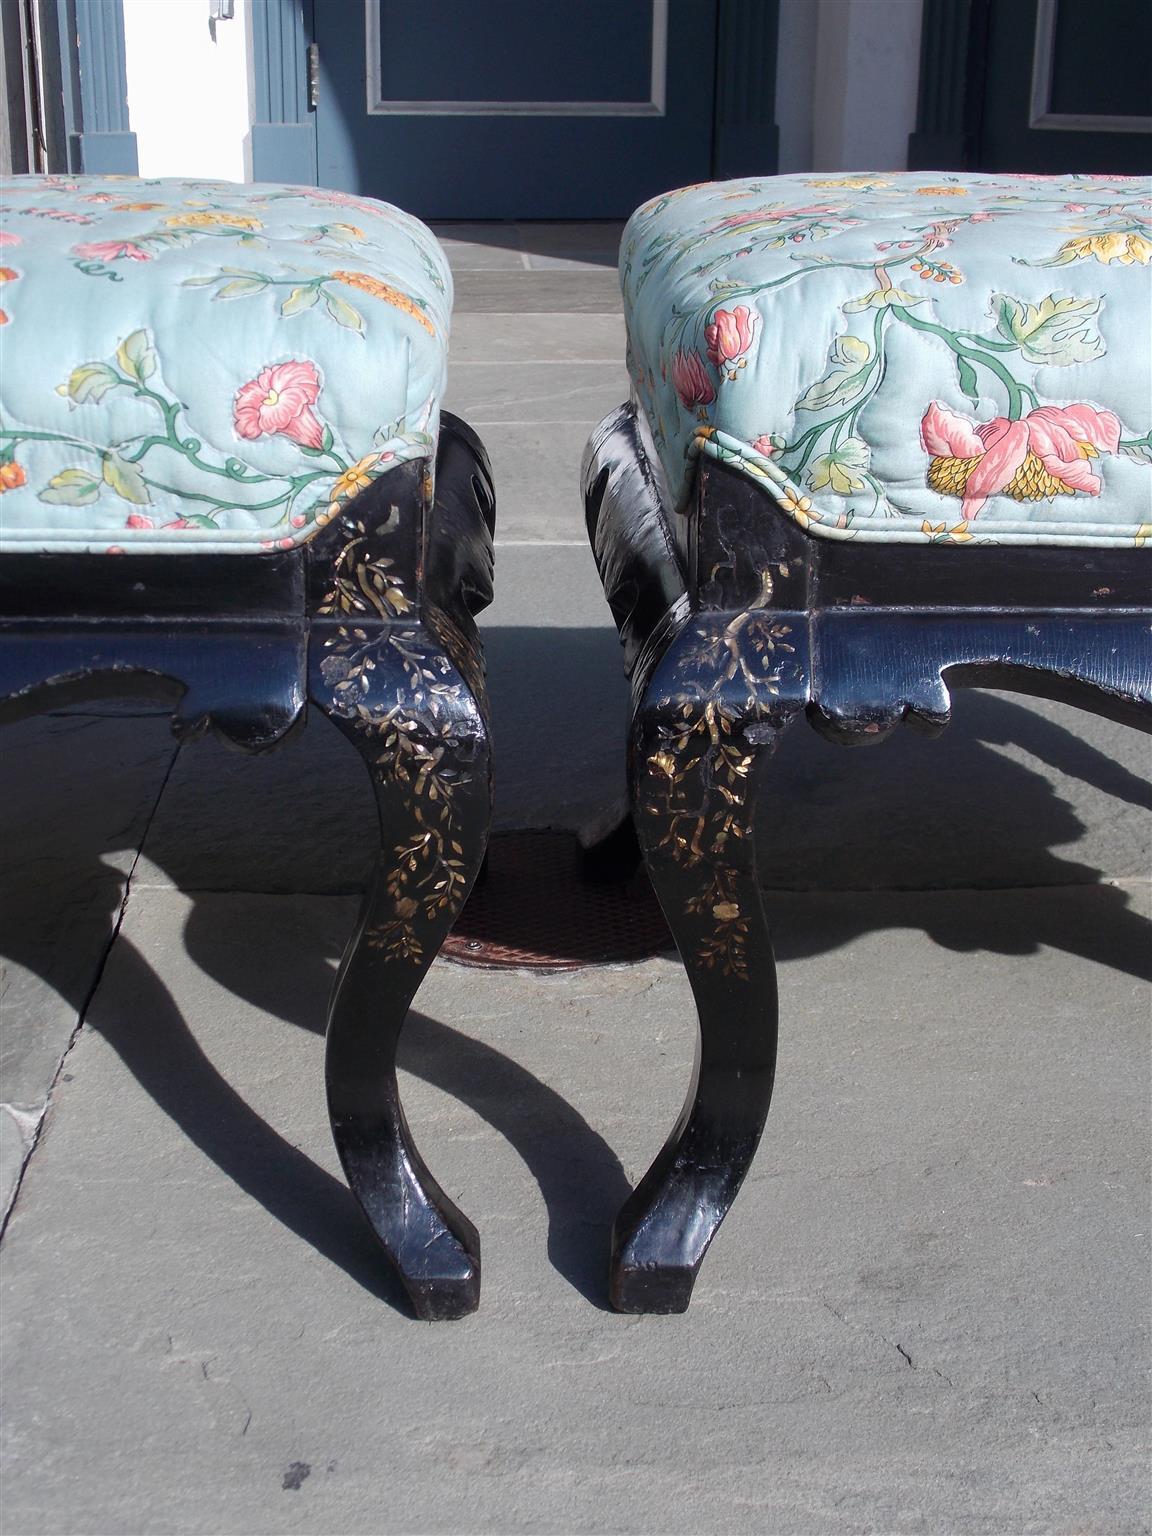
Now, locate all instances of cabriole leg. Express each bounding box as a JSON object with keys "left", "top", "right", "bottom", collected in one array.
[
  {"left": 310, "top": 621, "right": 492, "bottom": 1320},
  {"left": 611, "top": 612, "right": 804, "bottom": 1313}
]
